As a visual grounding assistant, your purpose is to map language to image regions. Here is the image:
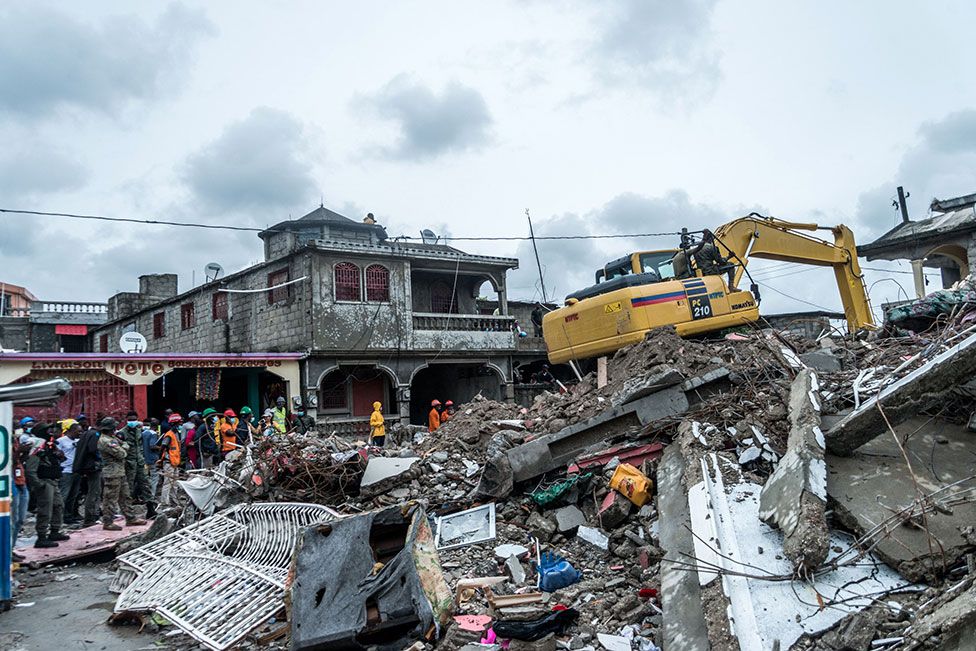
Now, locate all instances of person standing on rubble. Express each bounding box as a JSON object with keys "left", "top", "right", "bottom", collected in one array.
[
  {"left": 157, "top": 414, "right": 183, "bottom": 509},
  {"left": 272, "top": 396, "right": 289, "bottom": 434},
  {"left": 531, "top": 303, "right": 545, "bottom": 337},
  {"left": 428, "top": 399, "right": 442, "bottom": 432},
  {"left": 369, "top": 401, "right": 385, "bottom": 447},
  {"left": 218, "top": 409, "right": 239, "bottom": 457},
  {"left": 119, "top": 412, "right": 151, "bottom": 508},
  {"left": 25, "top": 423, "right": 71, "bottom": 548},
  {"left": 441, "top": 400, "right": 455, "bottom": 424},
  {"left": 98, "top": 418, "right": 145, "bottom": 530},
  {"left": 73, "top": 416, "right": 103, "bottom": 527},
  {"left": 692, "top": 229, "right": 738, "bottom": 292},
  {"left": 292, "top": 404, "right": 315, "bottom": 434}
]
